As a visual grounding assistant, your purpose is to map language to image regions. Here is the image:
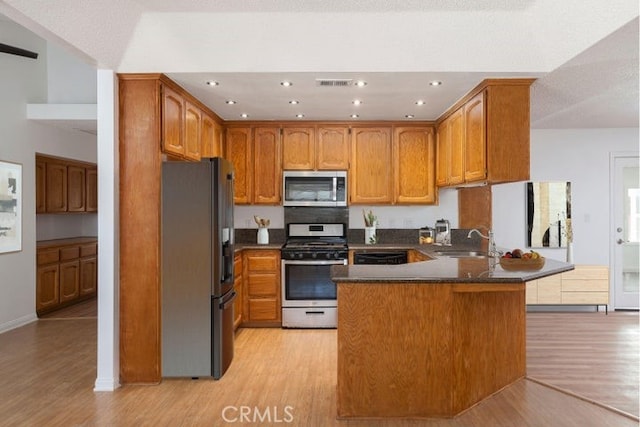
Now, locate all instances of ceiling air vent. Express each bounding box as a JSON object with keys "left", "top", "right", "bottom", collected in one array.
[{"left": 315, "top": 78, "right": 353, "bottom": 87}]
